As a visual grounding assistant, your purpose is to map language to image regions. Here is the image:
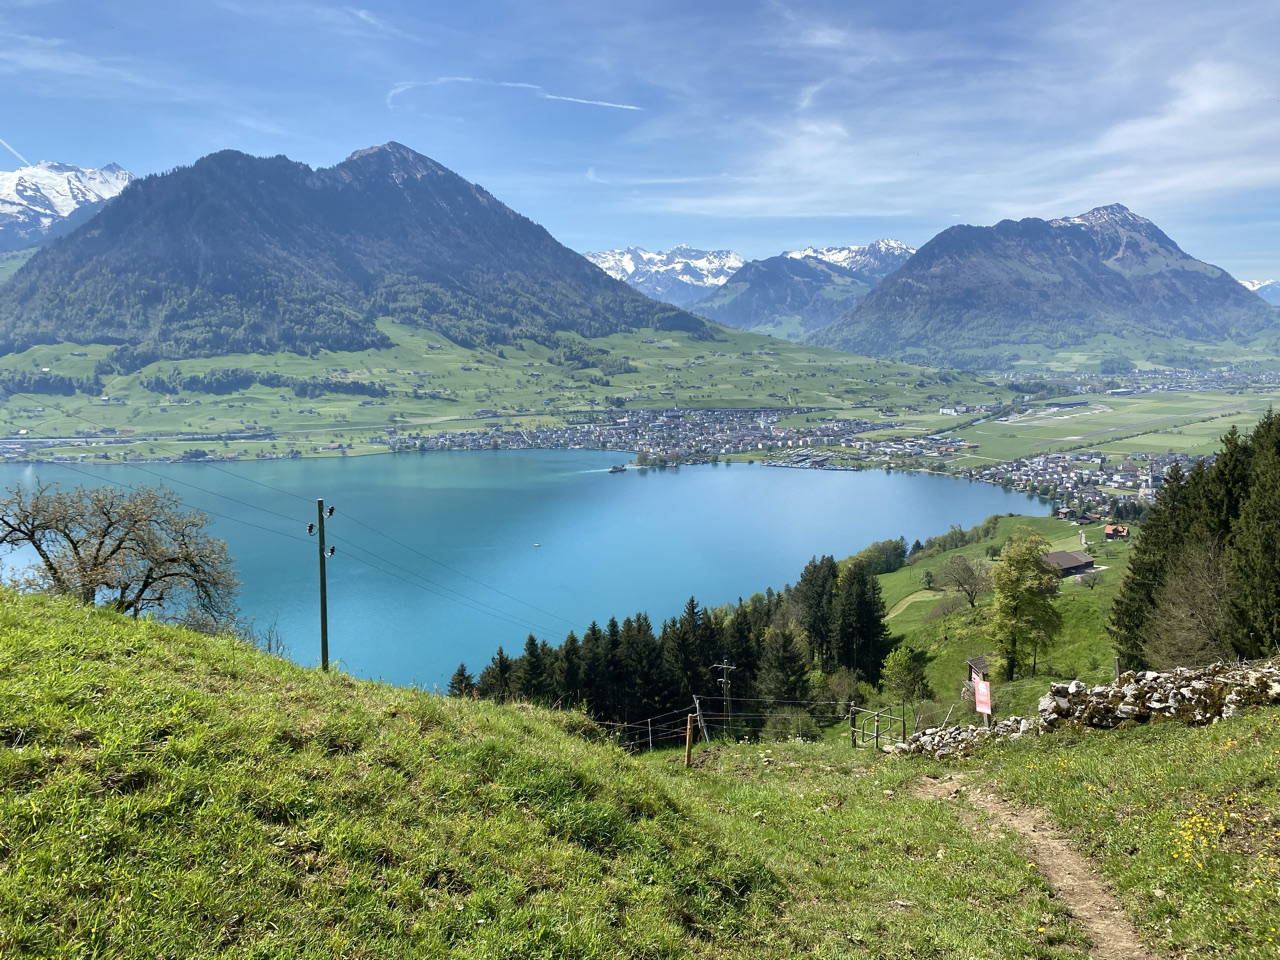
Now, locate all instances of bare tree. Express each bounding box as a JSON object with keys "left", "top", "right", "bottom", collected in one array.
[
  {"left": 0, "top": 483, "right": 238, "bottom": 626},
  {"left": 936, "top": 554, "right": 993, "bottom": 608}
]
